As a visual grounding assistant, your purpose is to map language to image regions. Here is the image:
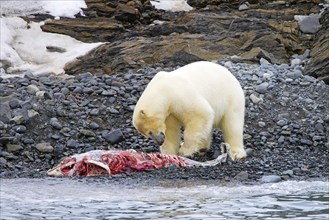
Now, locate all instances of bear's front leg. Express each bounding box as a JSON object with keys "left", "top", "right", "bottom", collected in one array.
[
  {"left": 179, "top": 113, "right": 213, "bottom": 157},
  {"left": 160, "top": 115, "right": 181, "bottom": 155}
]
